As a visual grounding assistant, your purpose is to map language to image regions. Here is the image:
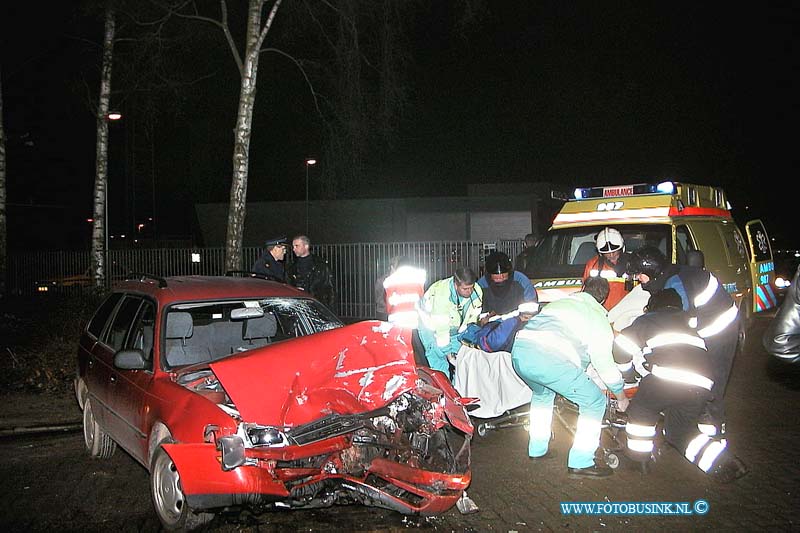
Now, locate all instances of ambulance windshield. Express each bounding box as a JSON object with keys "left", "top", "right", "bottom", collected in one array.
[{"left": 522, "top": 224, "right": 690, "bottom": 278}]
